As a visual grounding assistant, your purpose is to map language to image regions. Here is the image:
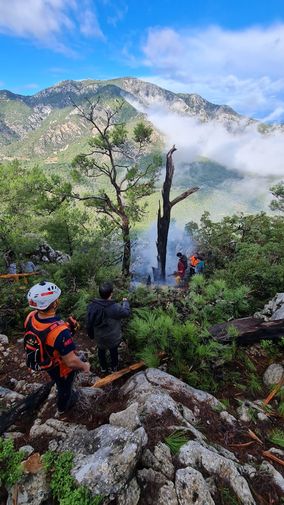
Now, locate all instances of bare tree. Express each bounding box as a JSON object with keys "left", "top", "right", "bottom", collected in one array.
[{"left": 156, "top": 146, "right": 199, "bottom": 280}]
